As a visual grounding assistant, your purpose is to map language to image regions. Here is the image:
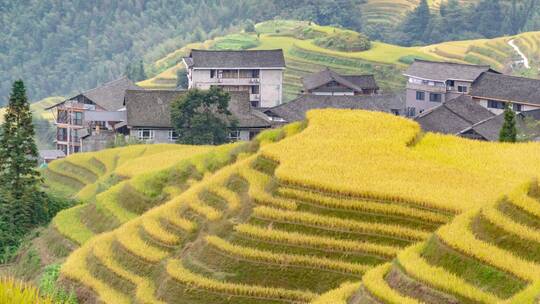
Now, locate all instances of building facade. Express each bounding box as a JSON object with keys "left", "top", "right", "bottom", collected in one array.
[
  {"left": 301, "top": 68, "right": 379, "bottom": 96},
  {"left": 183, "top": 49, "right": 286, "bottom": 108},
  {"left": 124, "top": 90, "right": 271, "bottom": 143},
  {"left": 403, "top": 59, "right": 497, "bottom": 116},
  {"left": 471, "top": 72, "right": 540, "bottom": 115},
  {"left": 46, "top": 77, "right": 137, "bottom": 155}
]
